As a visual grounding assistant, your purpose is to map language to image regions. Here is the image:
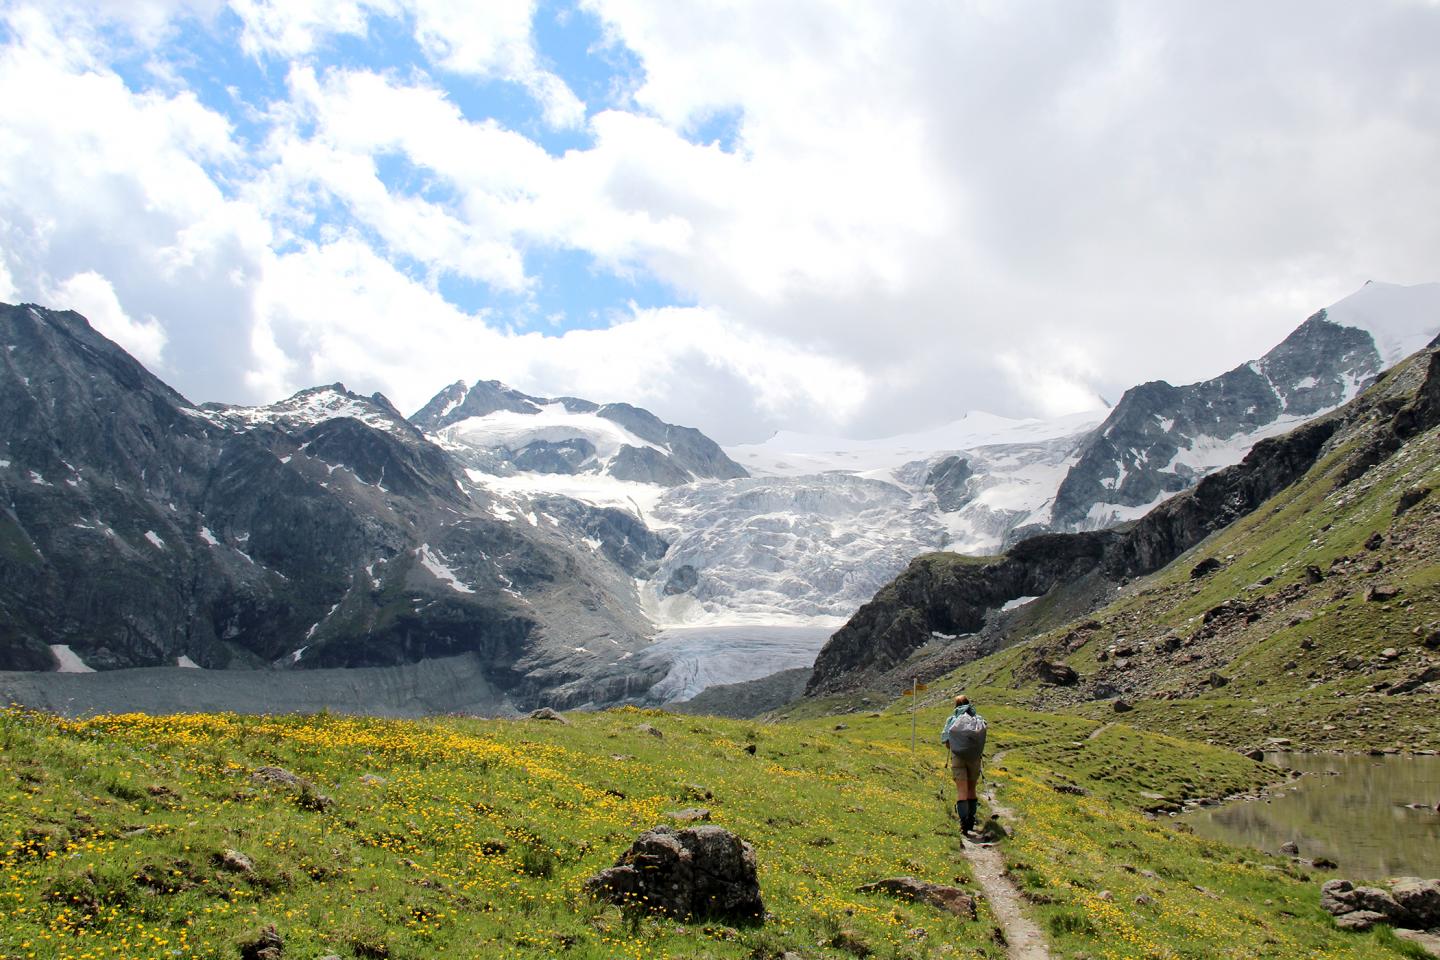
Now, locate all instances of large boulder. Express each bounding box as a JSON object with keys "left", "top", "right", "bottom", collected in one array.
[
  {"left": 584, "top": 825, "right": 763, "bottom": 922},
  {"left": 1391, "top": 877, "right": 1440, "bottom": 928},
  {"left": 1320, "top": 879, "right": 1417, "bottom": 929},
  {"left": 1035, "top": 660, "right": 1079, "bottom": 686}
]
